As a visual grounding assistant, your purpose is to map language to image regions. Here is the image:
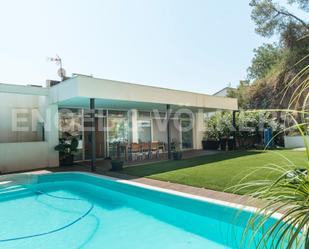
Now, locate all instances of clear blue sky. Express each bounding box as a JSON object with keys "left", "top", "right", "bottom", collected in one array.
[{"left": 0, "top": 0, "right": 271, "bottom": 94}]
